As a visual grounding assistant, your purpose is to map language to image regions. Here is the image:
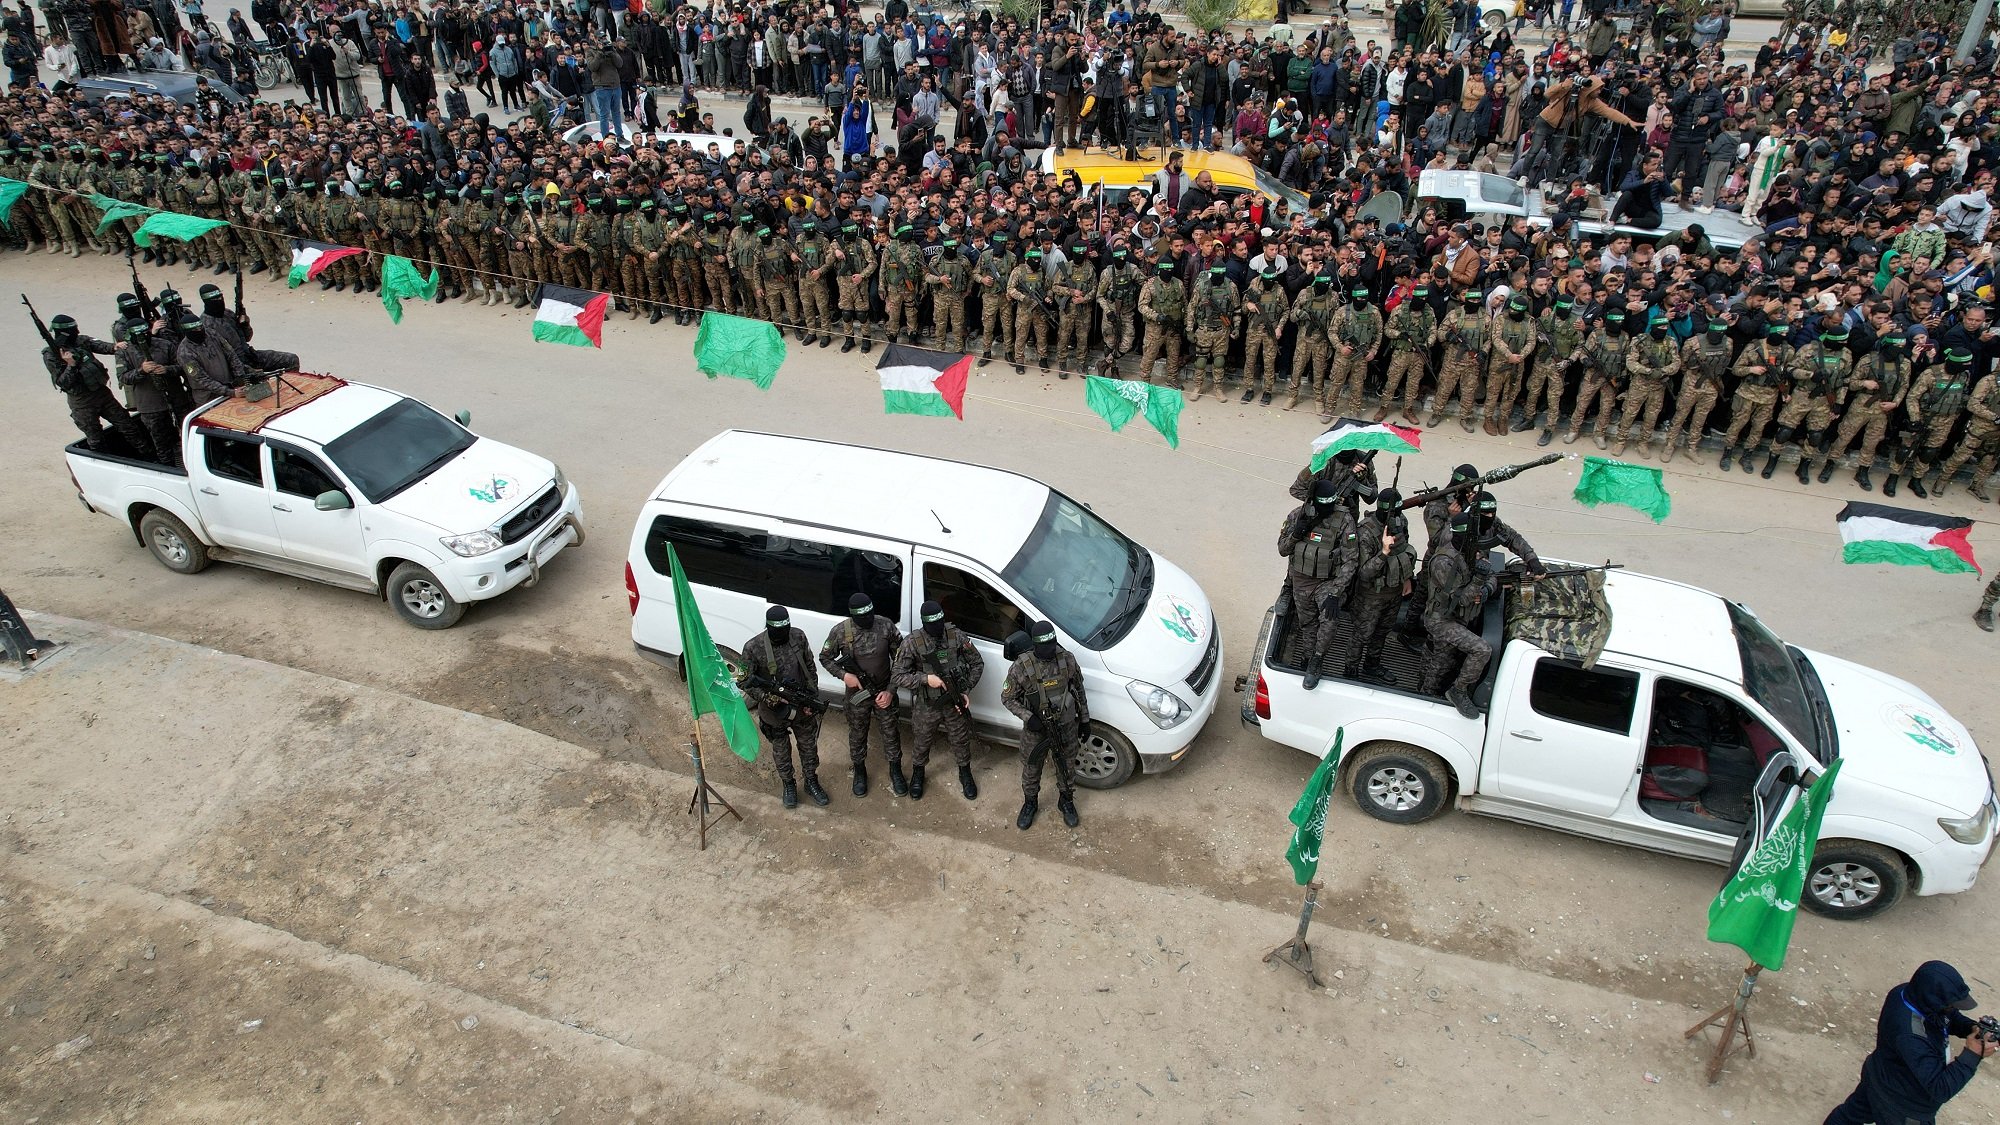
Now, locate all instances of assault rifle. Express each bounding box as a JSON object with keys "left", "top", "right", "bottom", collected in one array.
[
  {"left": 22, "top": 293, "right": 54, "bottom": 350},
  {"left": 233, "top": 267, "right": 252, "bottom": 342},
  {"left": 1398, "top": 453, "right": 1566, "bottom": 511},
  {"left": 834, "top": 651, "right": 888, "bottom": 709},
  {"left": 128, "top": 250, "right": 160, "bottom": 322},
  {"left": 742, "top": 673, "right": 827, "bottom": 718},
  {"left": 924, "top": 645, "right": 972, "bottom": 718},
  {"left": 1488, "top": 560, "right": 1623, "bottom": 588}
]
